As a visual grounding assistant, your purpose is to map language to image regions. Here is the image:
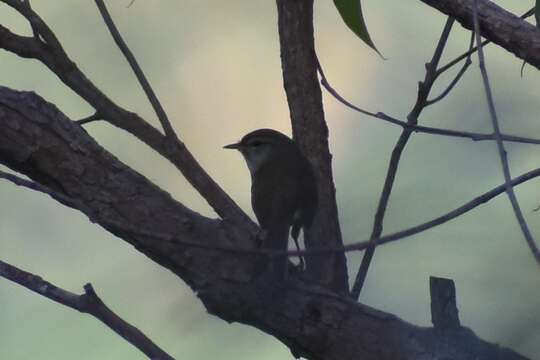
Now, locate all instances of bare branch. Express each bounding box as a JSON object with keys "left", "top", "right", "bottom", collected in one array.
[
  {"left": 420, "top": 0, "right": 540, "bottom": 69},
  {"left": 472, "top": 0, "right": 540, "bottom": 265},
  {"left": 426, "top": 31, "right": 474, "bottom": 106},
  {"left": 0, "top": 259, "right": 175, "bottom": 360},
  {"left": 2, "top": 0, "right": 63, "bottom": 49},
  {"left": 0, "top": 0, "right": 255, "bottom": 231},
  {"left": 0, "top": 57, "right": 533, "bottom": 360},
  {"left": 318, "top": 57, "right": 540, "bottom": 146},
  {"left": 351, "top": 18, "right": 455, "bottom": 300},
  {"left": 76, "top": 112, "right": 102, "bottom": 125},
  {"left": 0, "top": 169, "right": 79, "bottom": 210},
  {"left": 94, "top": 0, "right": 178, "bottom": 142},
  {"left": 100, "top": 166, "right": 540, "bottom": 258},
  {"left": 436, "top": 7, "right": 536, "bottom": 76},
  {"left": 4, "top": 148, "right": 540, "bottom": 261}
]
